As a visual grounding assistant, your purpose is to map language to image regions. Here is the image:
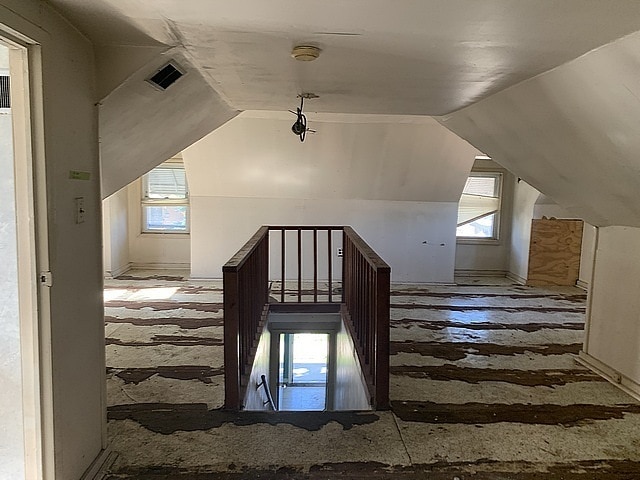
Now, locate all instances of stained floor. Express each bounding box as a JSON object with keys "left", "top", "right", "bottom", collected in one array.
[{"left": 103, "top": 271, "right": 640, "bottom": 479}]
